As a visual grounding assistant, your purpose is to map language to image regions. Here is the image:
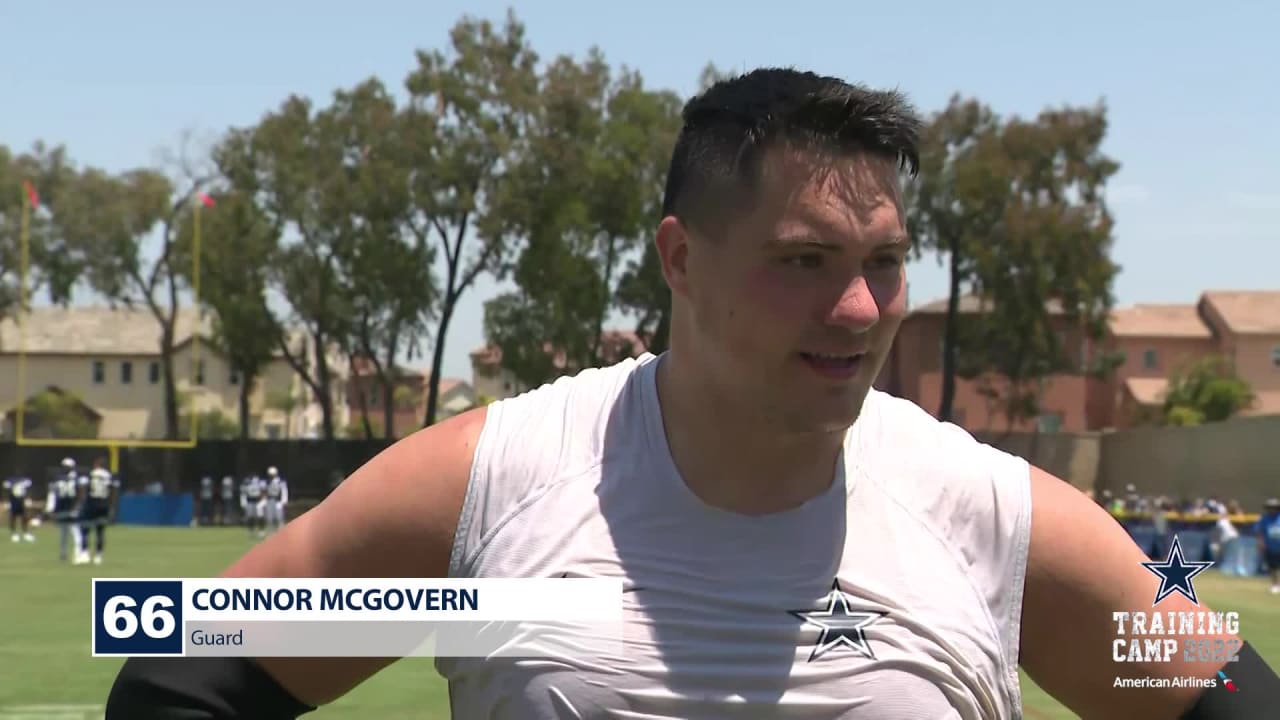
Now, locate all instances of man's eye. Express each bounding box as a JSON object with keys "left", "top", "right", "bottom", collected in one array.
[
  {"left": 870, "top": 254, "right": 904, "bottom": 270},
  {"left": 783, "top": 254, "right": 823, "bottom": 269}
]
